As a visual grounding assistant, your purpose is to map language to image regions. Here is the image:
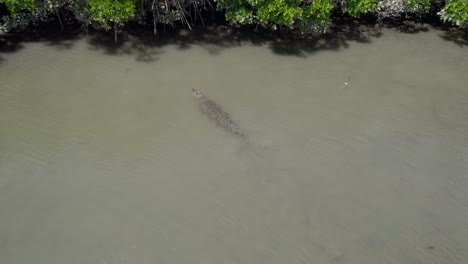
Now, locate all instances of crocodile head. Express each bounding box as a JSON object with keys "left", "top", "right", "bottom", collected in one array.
[{"left": 191, "top": 89, "right": 203, "bottom": 99}]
